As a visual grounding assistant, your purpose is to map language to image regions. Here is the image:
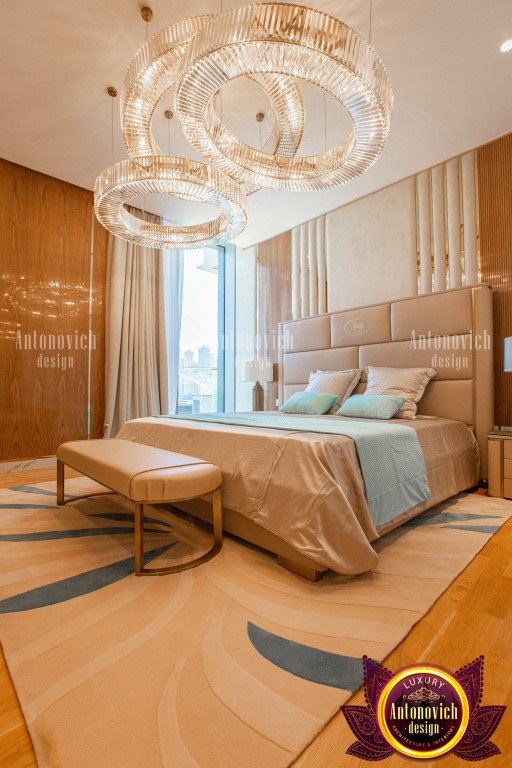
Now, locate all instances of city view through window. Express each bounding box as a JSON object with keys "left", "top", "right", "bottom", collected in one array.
[{"left": 178, "top": 248, "right": 221, "bottom": 414}]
